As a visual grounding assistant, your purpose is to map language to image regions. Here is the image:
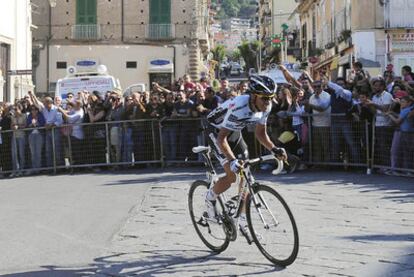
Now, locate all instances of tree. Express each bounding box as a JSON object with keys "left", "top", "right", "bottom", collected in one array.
[
  {"left": 238, "top": 3, "right": 256, "bottom": 18},
  {"left": 222, "top": 0, "right": 240, "bottom": 17},
  {"left": 230, "top": 48, "right": 241, "bottom": 63},
  {"left": 211, "top": 45, "right": 226, "bottom": 78},
  {"left": 238, "top": 40, "right": 260, "bottom": 72}
]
